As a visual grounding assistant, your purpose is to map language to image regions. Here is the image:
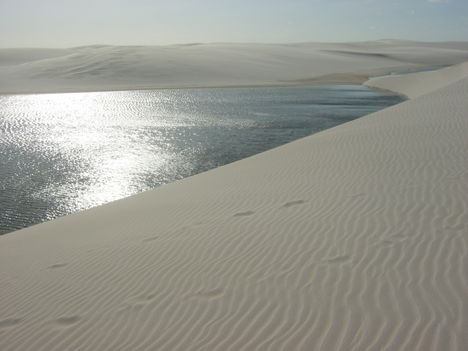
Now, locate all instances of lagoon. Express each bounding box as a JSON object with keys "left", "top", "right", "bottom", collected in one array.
[{"left": 0, "top": 85, "right": 403, "bottom": 234}]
